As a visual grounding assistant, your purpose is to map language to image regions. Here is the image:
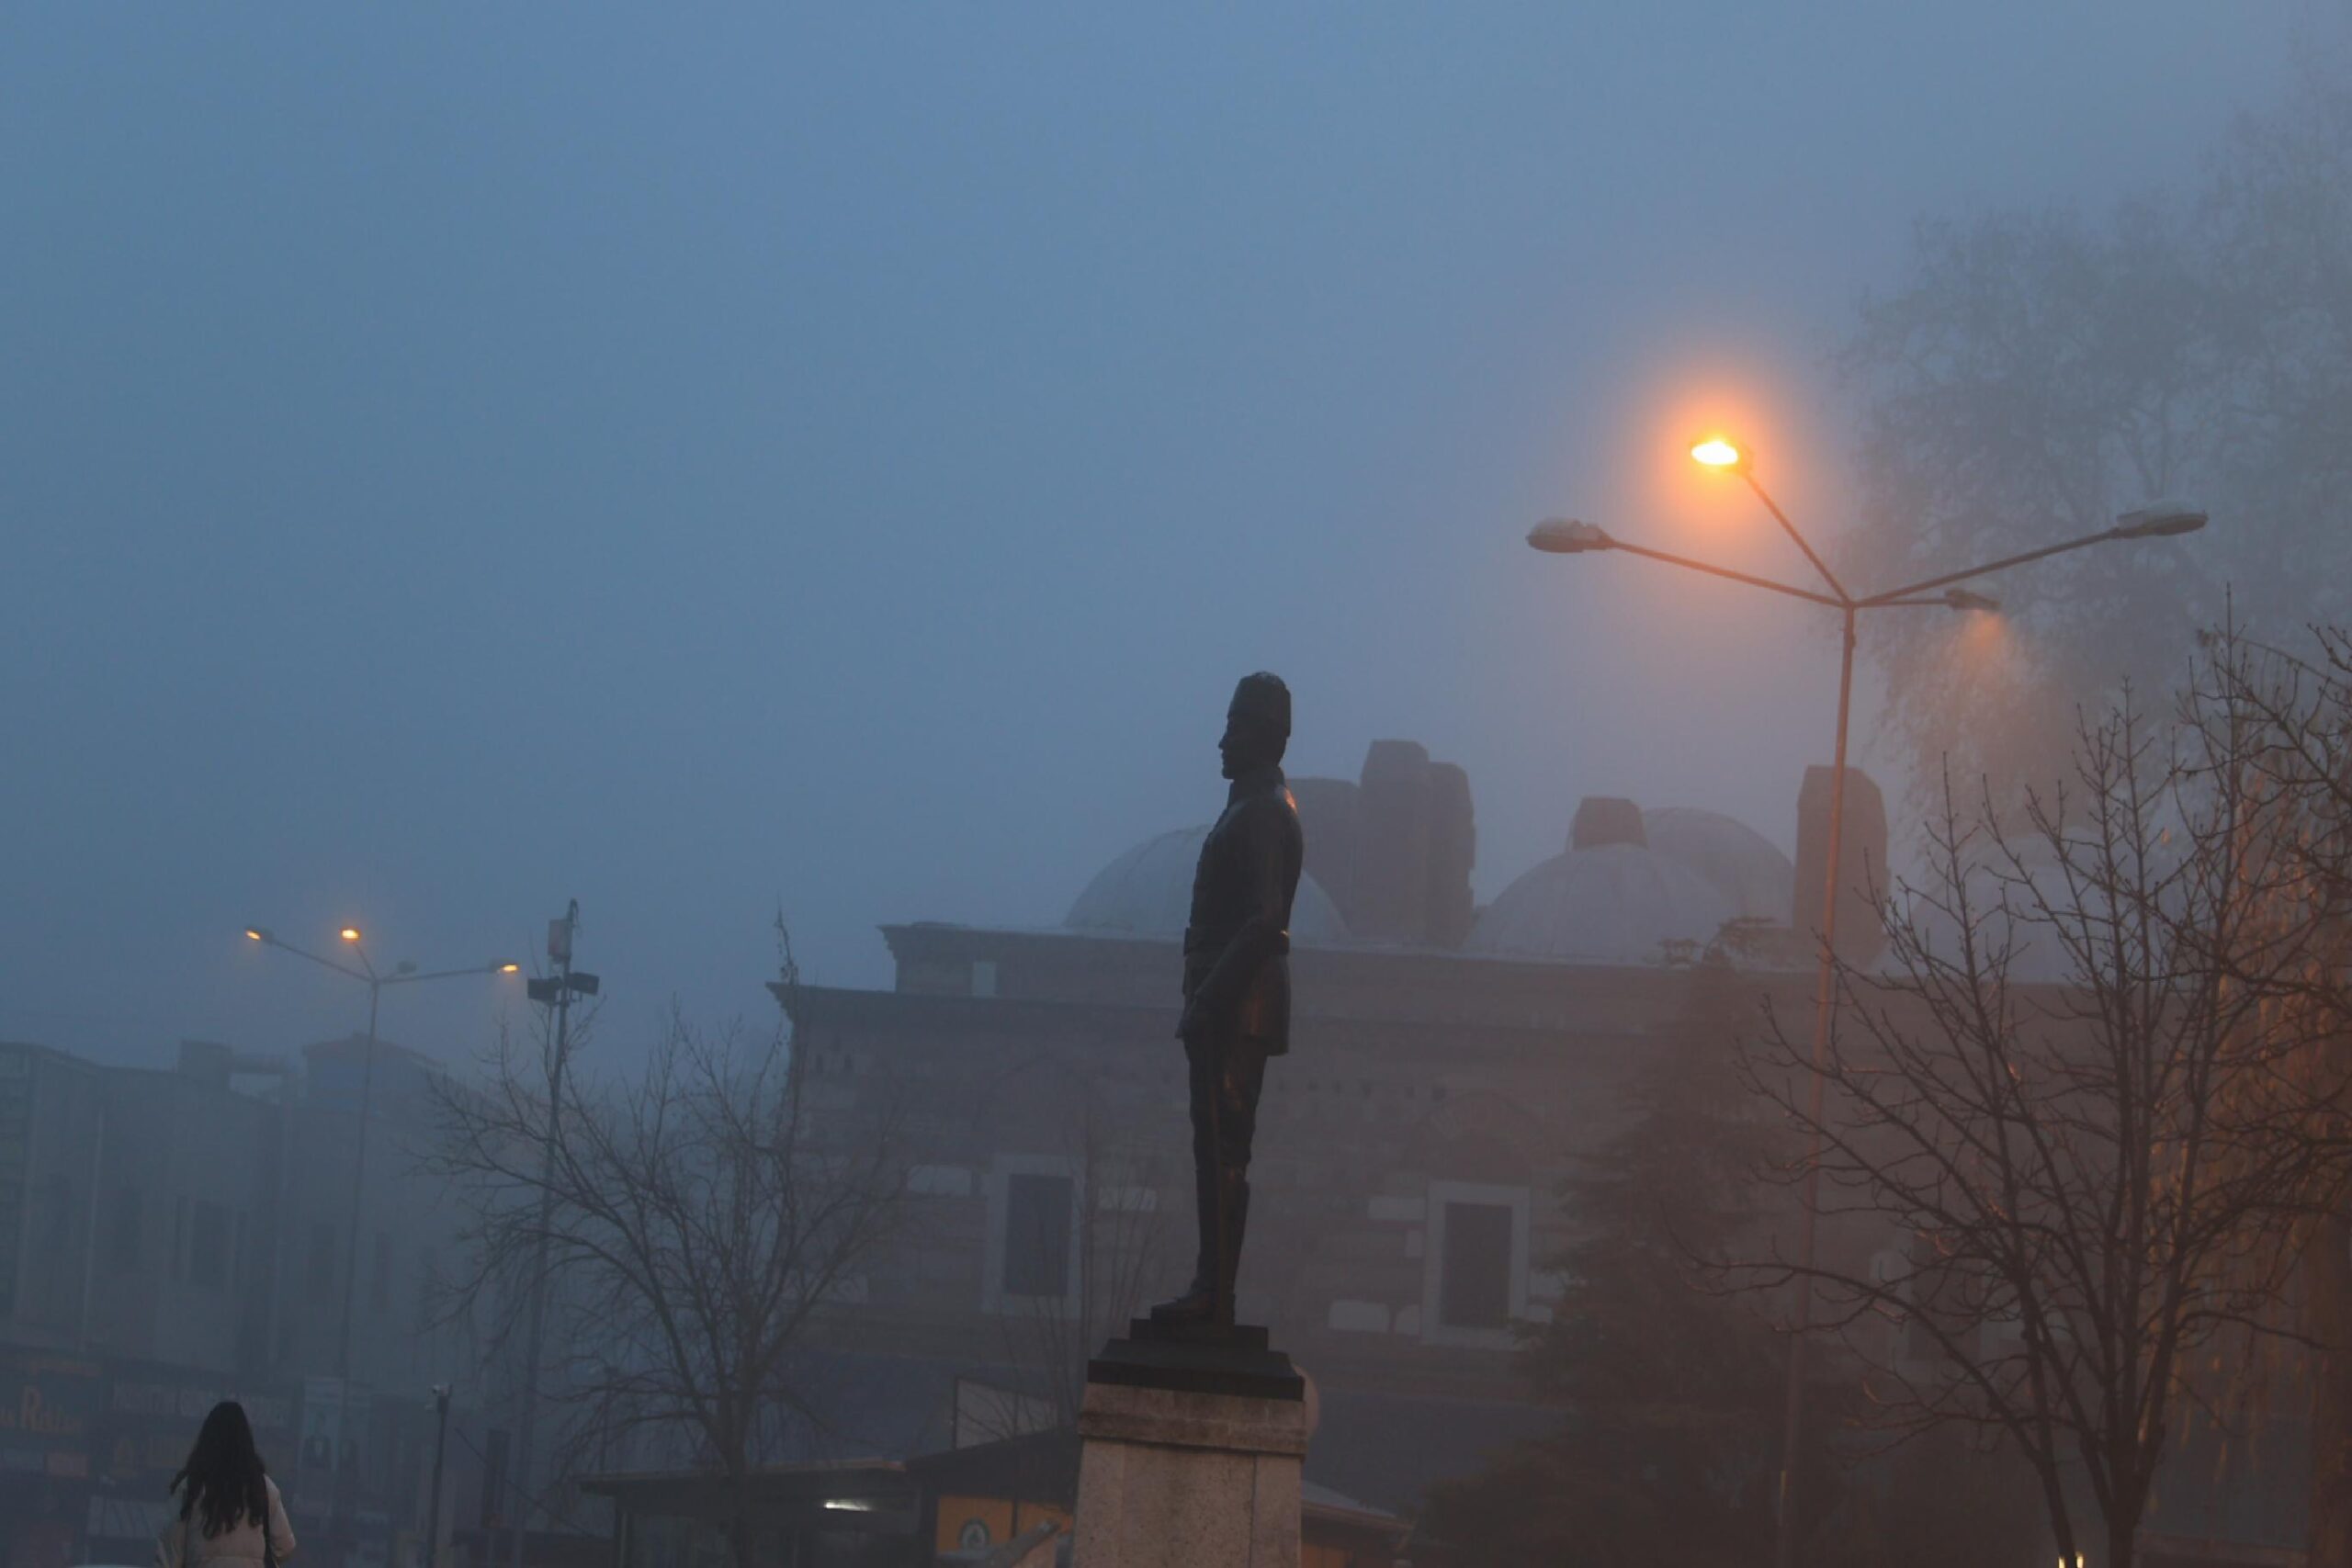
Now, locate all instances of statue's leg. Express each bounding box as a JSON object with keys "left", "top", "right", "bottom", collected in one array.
[
  {"left": 1151, "top": 1035, "right": 1223, "bottom": 1323},
  {"left": 1213, "top": 1039, "right": 1270, "bottom": 1325}
]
